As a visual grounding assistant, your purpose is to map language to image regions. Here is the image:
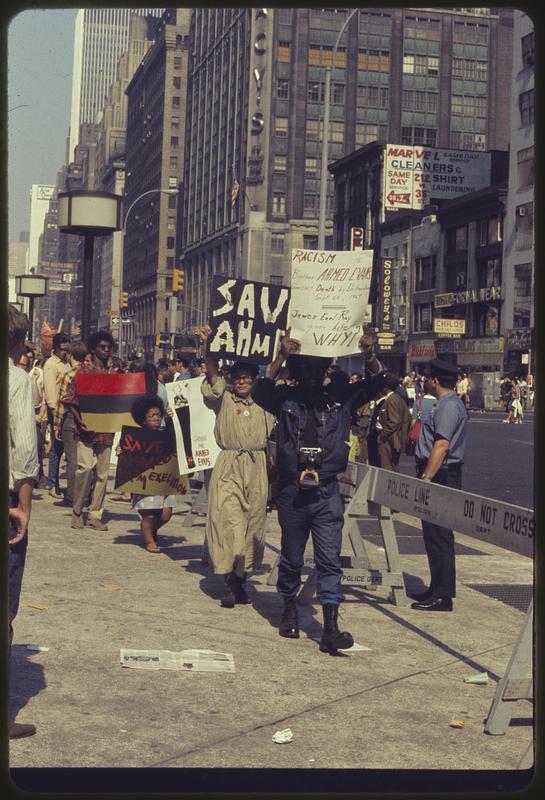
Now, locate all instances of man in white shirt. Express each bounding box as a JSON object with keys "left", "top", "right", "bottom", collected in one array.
[{"left": 8, "top": 304, "right": 39, "bottom": 739}]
